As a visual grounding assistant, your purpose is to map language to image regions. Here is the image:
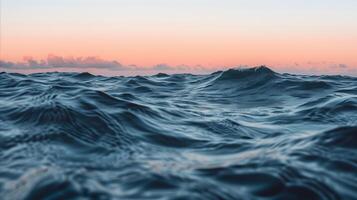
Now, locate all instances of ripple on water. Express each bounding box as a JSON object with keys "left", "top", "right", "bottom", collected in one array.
[{"left": 0, "top": 67, "right": 356, "bottom": 199}]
